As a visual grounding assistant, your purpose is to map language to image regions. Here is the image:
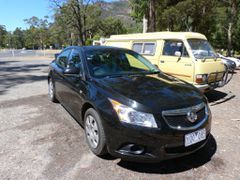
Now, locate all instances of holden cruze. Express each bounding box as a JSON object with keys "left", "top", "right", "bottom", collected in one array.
[{"left": 48, "top": 46, "right": 211, "bottom": 162}]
